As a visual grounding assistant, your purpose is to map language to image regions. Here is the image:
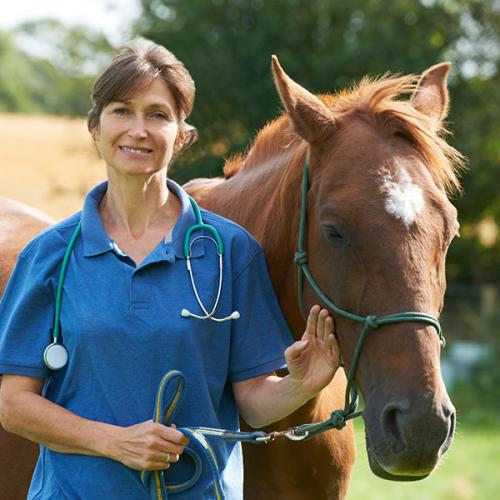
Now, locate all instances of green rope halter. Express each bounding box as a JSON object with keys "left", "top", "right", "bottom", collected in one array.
[{"left": 292, "top": 157, "right": 445, "bottom": 436}]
